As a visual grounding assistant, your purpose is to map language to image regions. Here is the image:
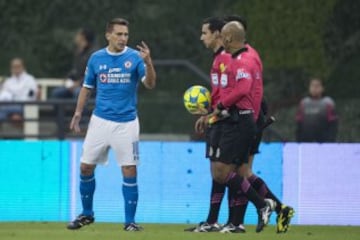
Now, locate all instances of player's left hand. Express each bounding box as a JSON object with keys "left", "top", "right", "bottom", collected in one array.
[{"left": 137, "top": 41, "right": 152, "bottom": 65}]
